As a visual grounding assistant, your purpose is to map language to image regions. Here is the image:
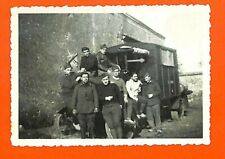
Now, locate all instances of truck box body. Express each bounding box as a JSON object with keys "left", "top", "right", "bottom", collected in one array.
[{"left": 106, "top": 42, "right": 180, "bottom": 101}]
